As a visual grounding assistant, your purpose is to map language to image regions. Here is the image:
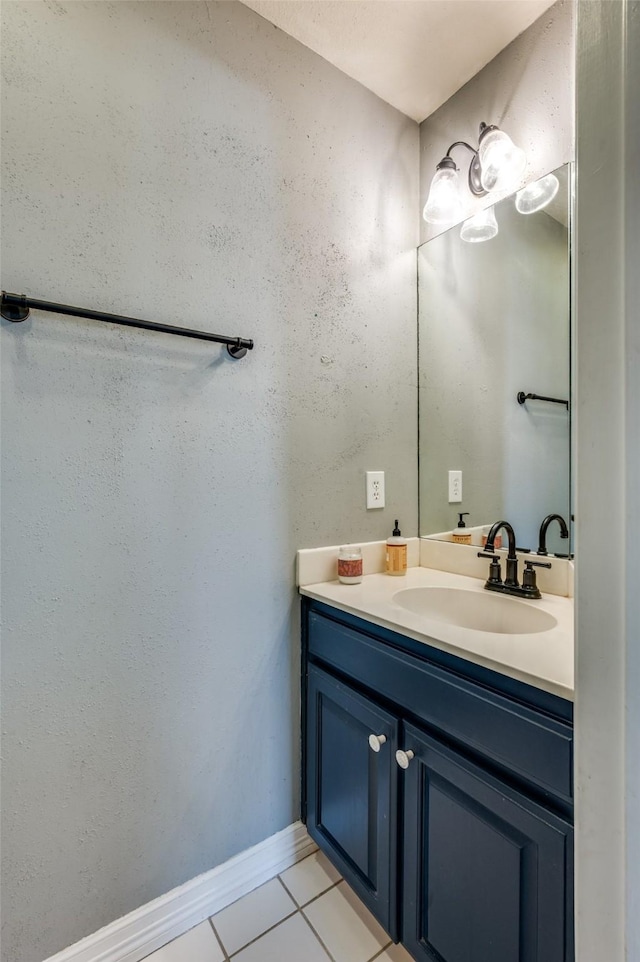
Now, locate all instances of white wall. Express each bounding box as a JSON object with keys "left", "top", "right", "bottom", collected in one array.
[
  {"left": 0, "top": 4, "right": 418, "bottom": 961},
  {"left": 575, "top": 1, "right": 640, "bottom": 958},
  {"left": 419, "top": 0, "right": 574, "bottom": 244}
]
